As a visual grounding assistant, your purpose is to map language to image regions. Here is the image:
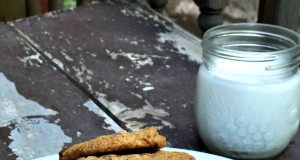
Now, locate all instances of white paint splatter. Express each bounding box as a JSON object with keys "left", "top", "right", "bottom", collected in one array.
[
  {"left": 105, "top": 50, "right": 170, "bottom": 69},
  {"left": 17, "top": 53, "right": 43, "bottom": 67},
  {"left": 8, "top": 118, "right": 72, "bottom": 160},
  {"left": 53, "top": 58, "right": 64, "bottom": 70},
  {"left": 87, "top": 69, "right": 93, "bottom": 75},
  {"left": 60, "top": 51, "right": 73, "bottom": 61},
  {"left": 72, "top": 65, "right": 93, "bottom": 83},
  {"left": 54, "top": 119, "right": 60, "bottom": 123},
  {"left": 119, "top": 1, "right": 202, "bottom": 64},
  {"left": 130, "top": 41, "right": 138, "bottom": 45},
  {"left": 139, "top": 81, "right": 152, "bottom": 86},
  {"left": 154, "top": 45, "right": 163, "bottom": 52},
  {"left": 131, "top": 92, "right": 142, "bottom": 99},
  {"left": 83, "top": 100, "right": 122, "bottom": 132},
  {"left": 142, "top": 86, "right": 155, "bottom": 91}
]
